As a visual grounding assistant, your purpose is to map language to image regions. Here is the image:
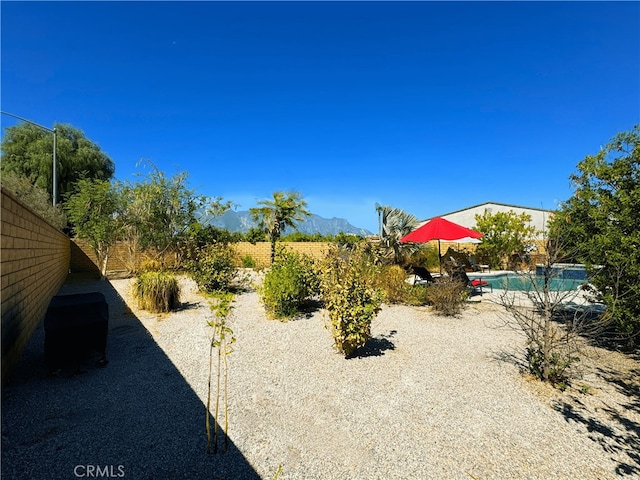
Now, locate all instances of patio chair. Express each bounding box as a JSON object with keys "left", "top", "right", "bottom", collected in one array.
[
  {"left": 467, "top": 254, "right": 489, "bottom": 272},
  {"left": 408, "top": 265, "right": 435, "bottom": 285},
  {"left": 451, "top": 269, "right": 492, "bottom": 296}
]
